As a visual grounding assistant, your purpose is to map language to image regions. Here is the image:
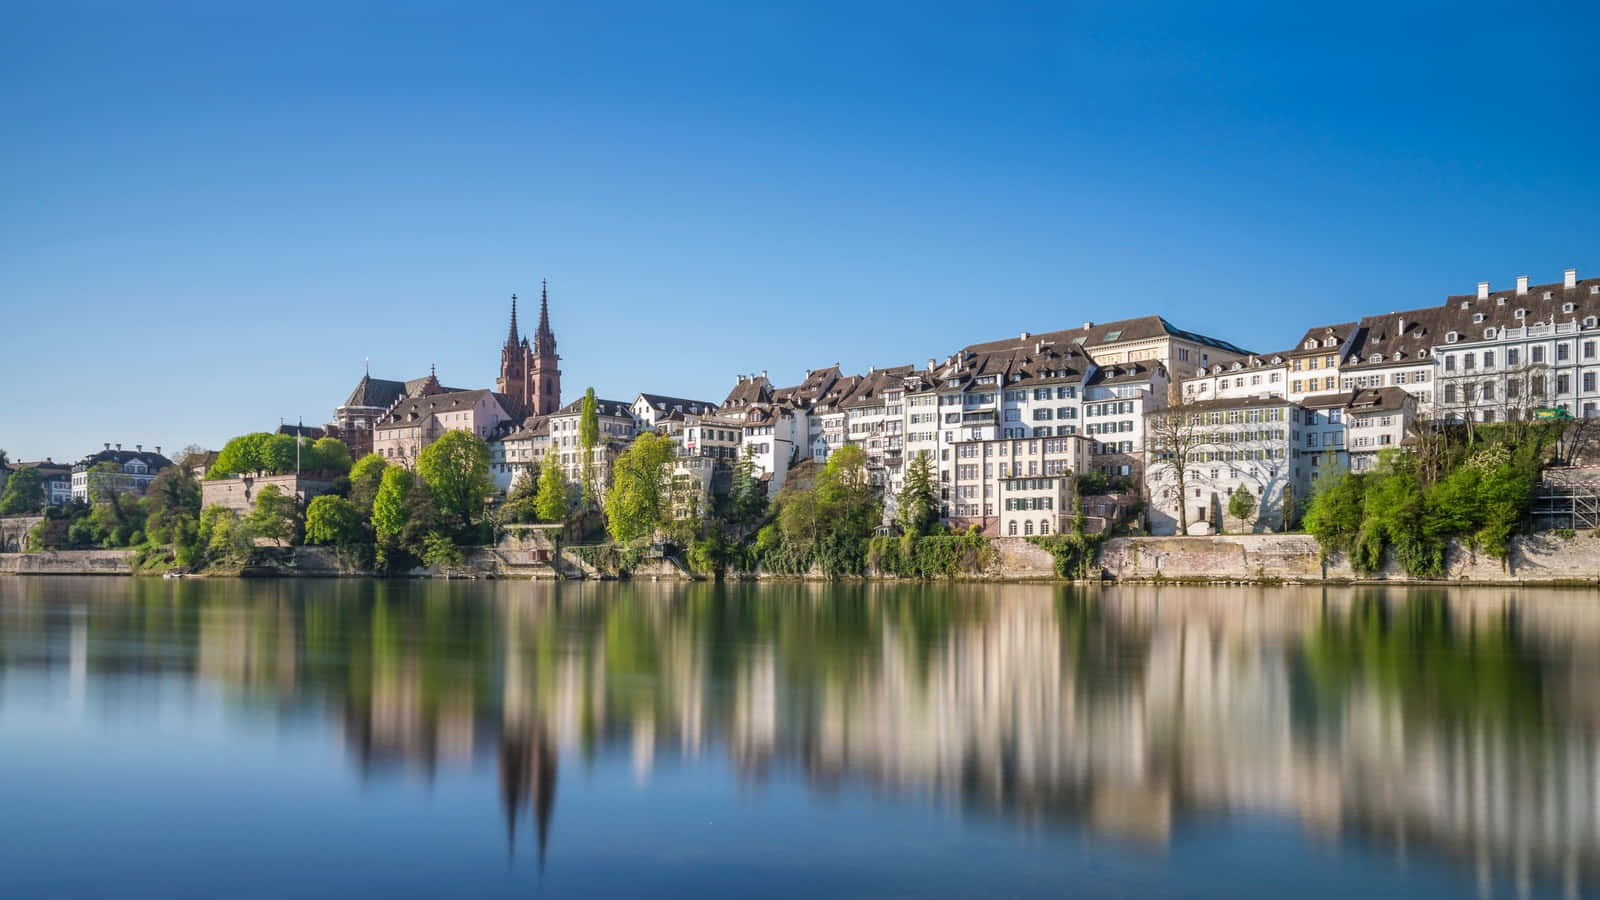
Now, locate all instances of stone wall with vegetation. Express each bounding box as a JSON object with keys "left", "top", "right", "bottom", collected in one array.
[{"left": 0, "top": 549, "right": 137, "bottom": 575}]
